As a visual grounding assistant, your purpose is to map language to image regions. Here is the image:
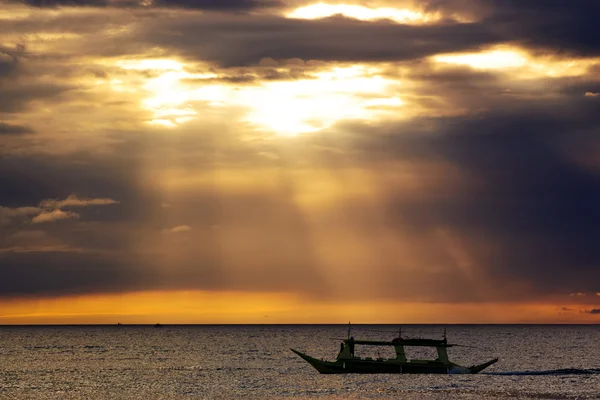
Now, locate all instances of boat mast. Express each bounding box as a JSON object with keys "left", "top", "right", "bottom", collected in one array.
[{"left": 347, "top": 322, "right": 351, "bottom": 339}]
